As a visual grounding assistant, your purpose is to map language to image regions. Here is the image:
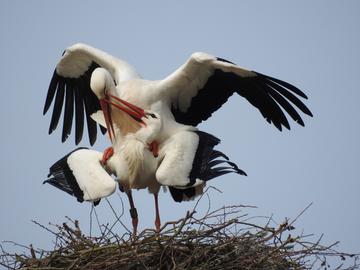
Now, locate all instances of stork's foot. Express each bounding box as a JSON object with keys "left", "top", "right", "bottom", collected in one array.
[{"left": 101, "top": 146, "right": 114, "bottom": 165}]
